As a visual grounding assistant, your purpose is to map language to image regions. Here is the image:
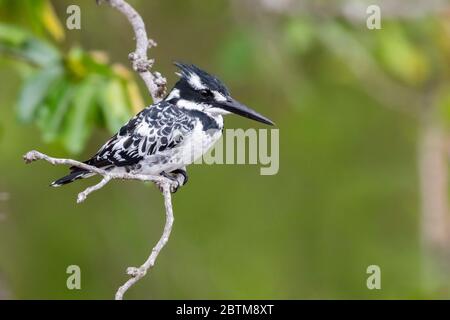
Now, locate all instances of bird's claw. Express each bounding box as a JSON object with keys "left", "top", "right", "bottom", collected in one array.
[
  {"left": 156, "top": 181, "right": 179, "bottom": 193},
  {"left": 157, "top": 182, "right": 179, "bottom": 193},
  {"left": 170, "top": 181, "right": 180, "bottom": 193},
  {"left": 157, "top": 171, "right": 186, "bottom": 193}
]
